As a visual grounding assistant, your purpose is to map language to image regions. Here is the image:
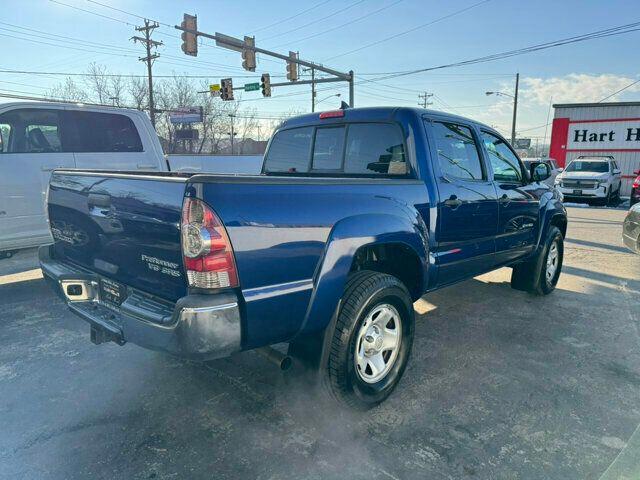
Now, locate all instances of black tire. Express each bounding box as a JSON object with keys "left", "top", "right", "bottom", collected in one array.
[
  {"left": 327, "top": 270, "right": 414, "bottom": 410},
  {"left": 511, "top": 226, "right": 564, "bottom": 295}
]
